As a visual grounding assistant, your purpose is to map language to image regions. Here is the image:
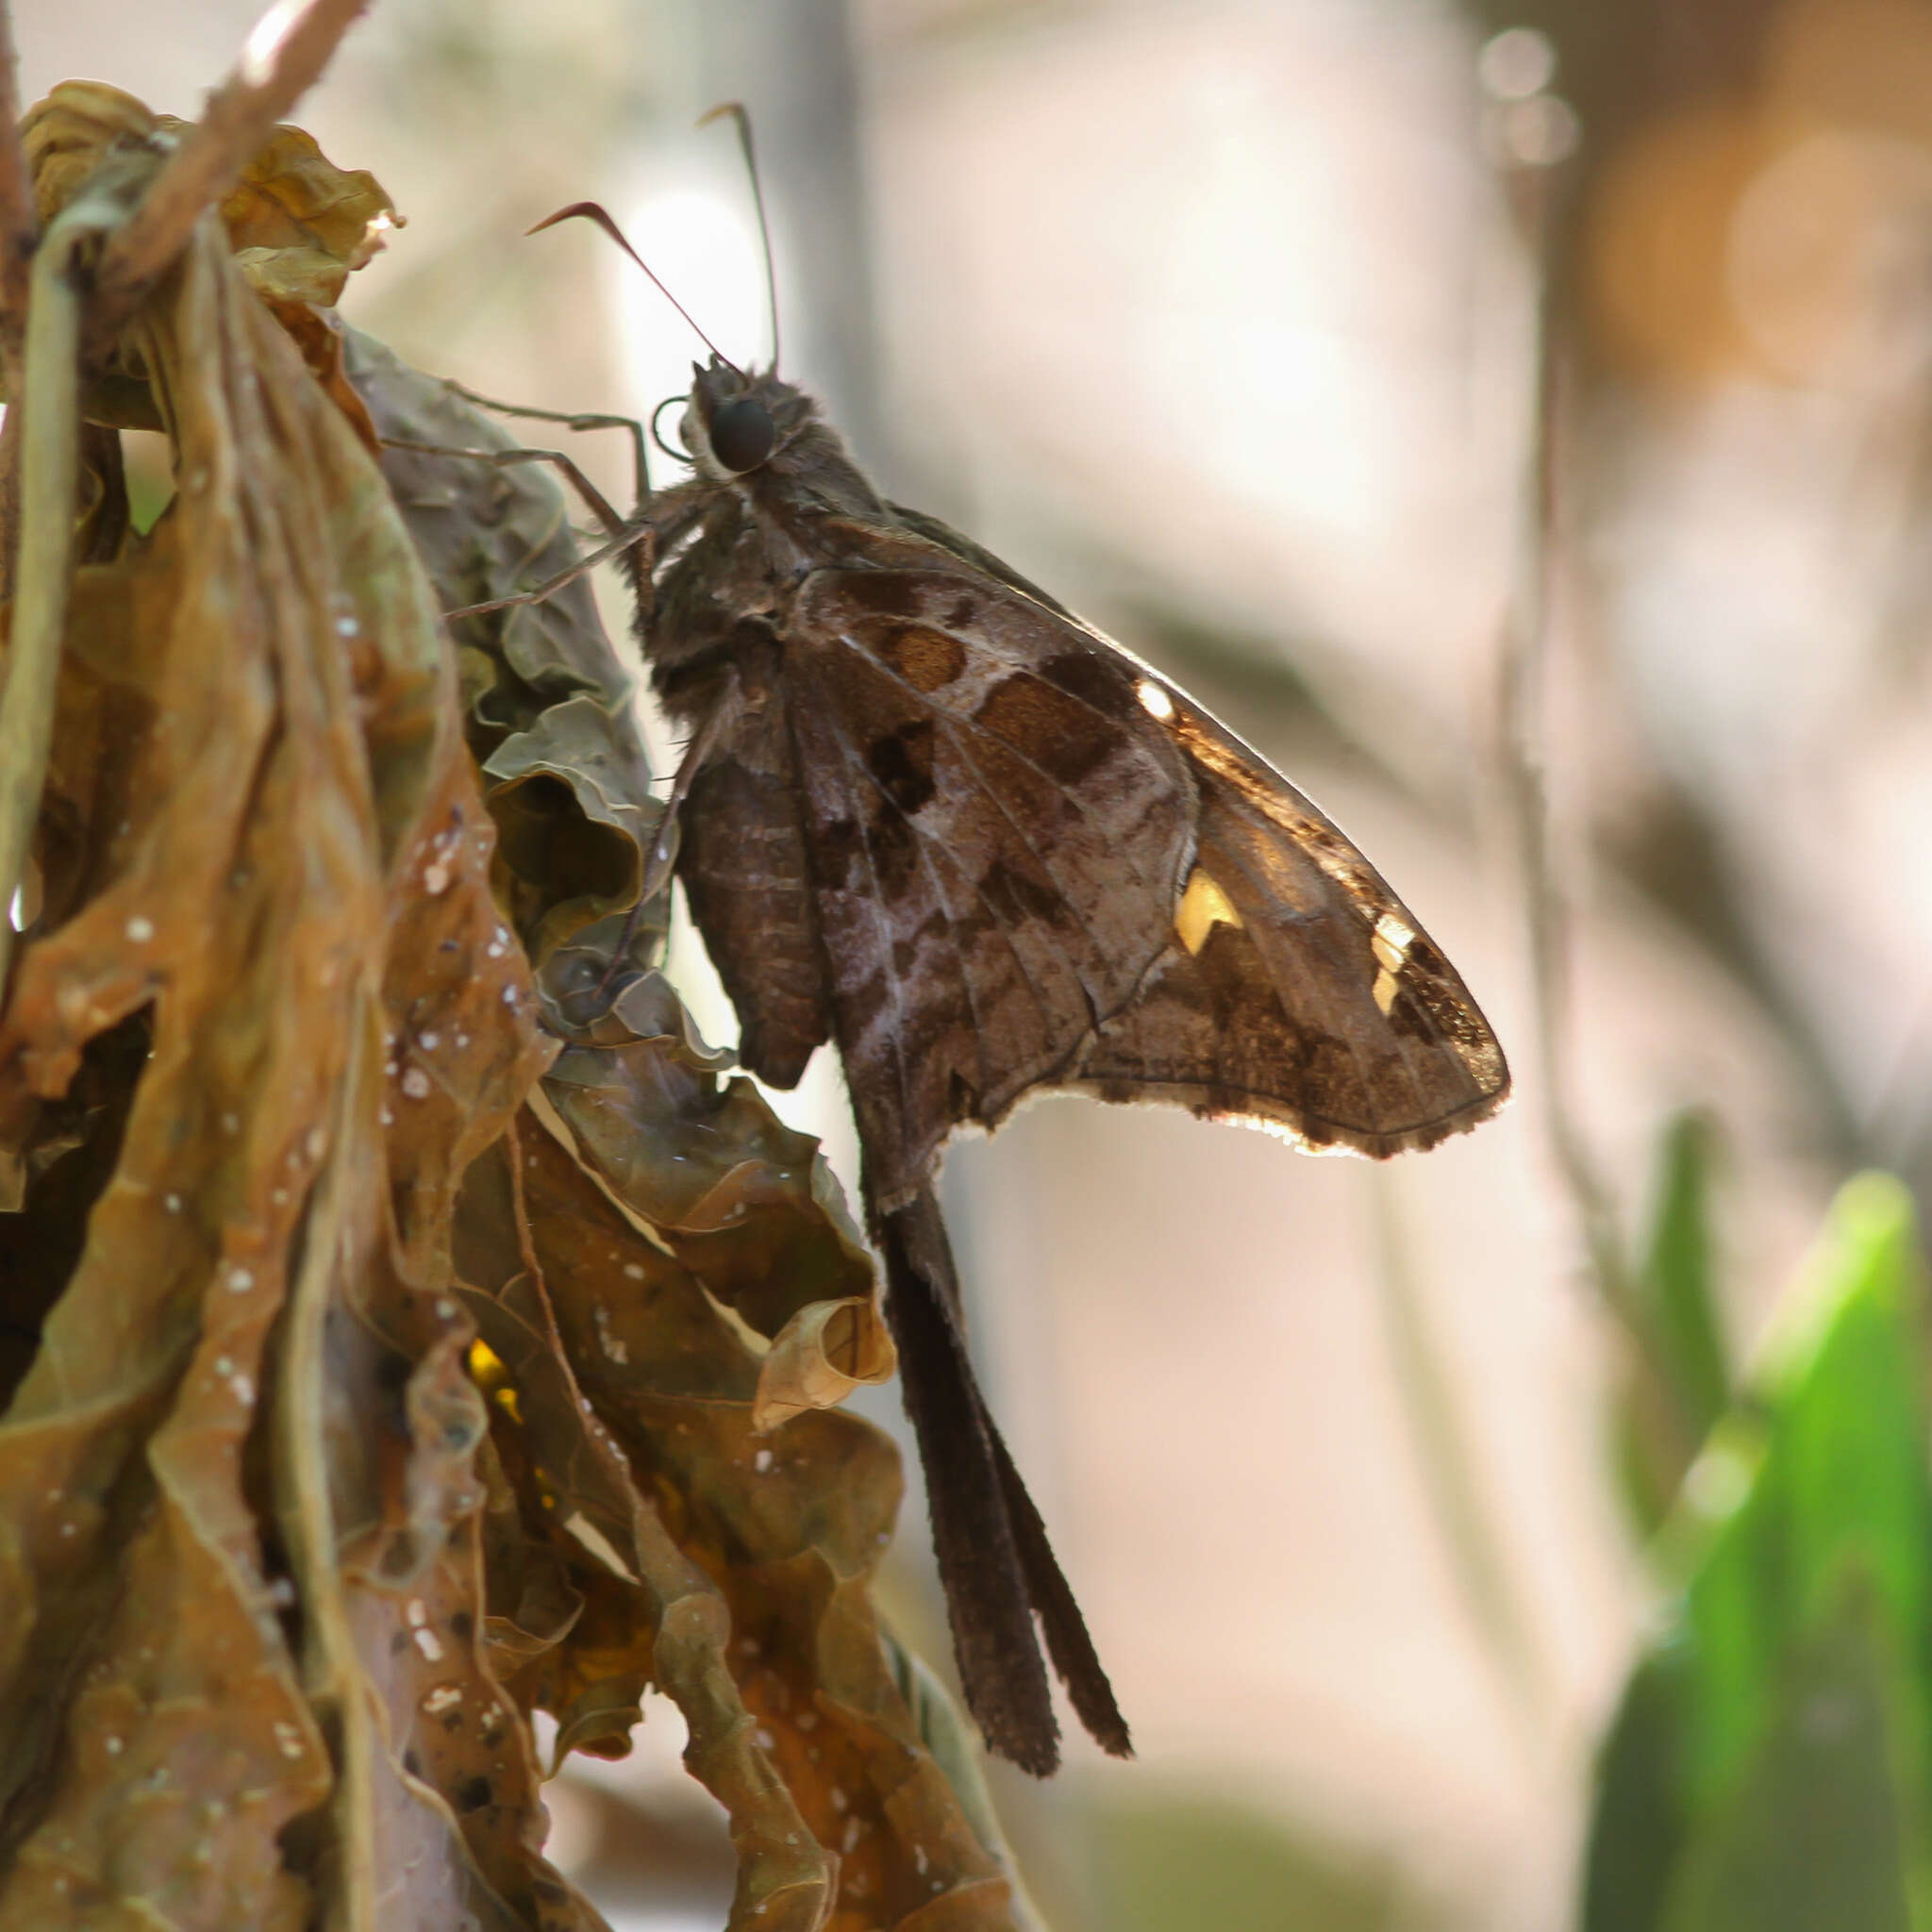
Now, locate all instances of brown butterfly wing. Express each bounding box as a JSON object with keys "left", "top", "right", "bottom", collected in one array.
[
  {"left": 781, "top": 566, "right": 1195, "bottom": 1206},
  {"left": 1072, "top": 689, "right": 1509, "bottom": 1149},
  {"left": 784, "top": 567, "right": 1507, "bottom": 1191}
]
